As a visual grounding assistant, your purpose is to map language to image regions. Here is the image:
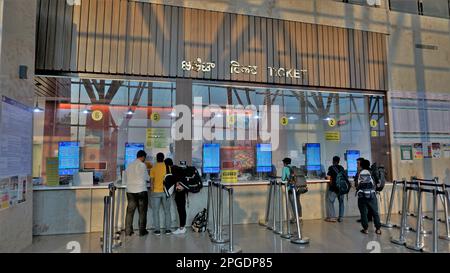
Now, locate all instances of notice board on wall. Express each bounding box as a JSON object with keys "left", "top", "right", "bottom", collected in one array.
[{"left": 0, "top": 96, "right": 33, "bottom": 177}]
